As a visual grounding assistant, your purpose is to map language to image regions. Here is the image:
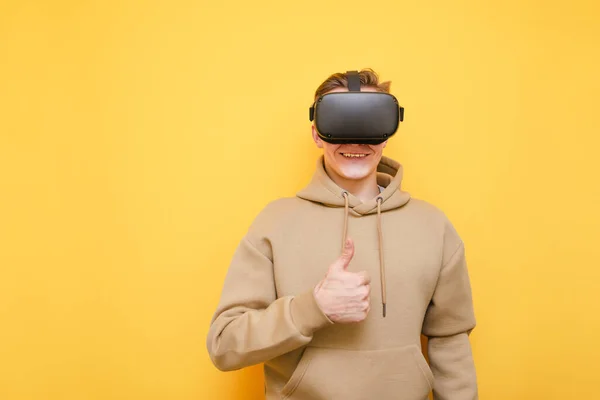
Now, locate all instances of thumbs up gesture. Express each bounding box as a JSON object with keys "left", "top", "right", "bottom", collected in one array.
[{"left": 313, "top": 238, "right": 371, "bottom": 323}]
